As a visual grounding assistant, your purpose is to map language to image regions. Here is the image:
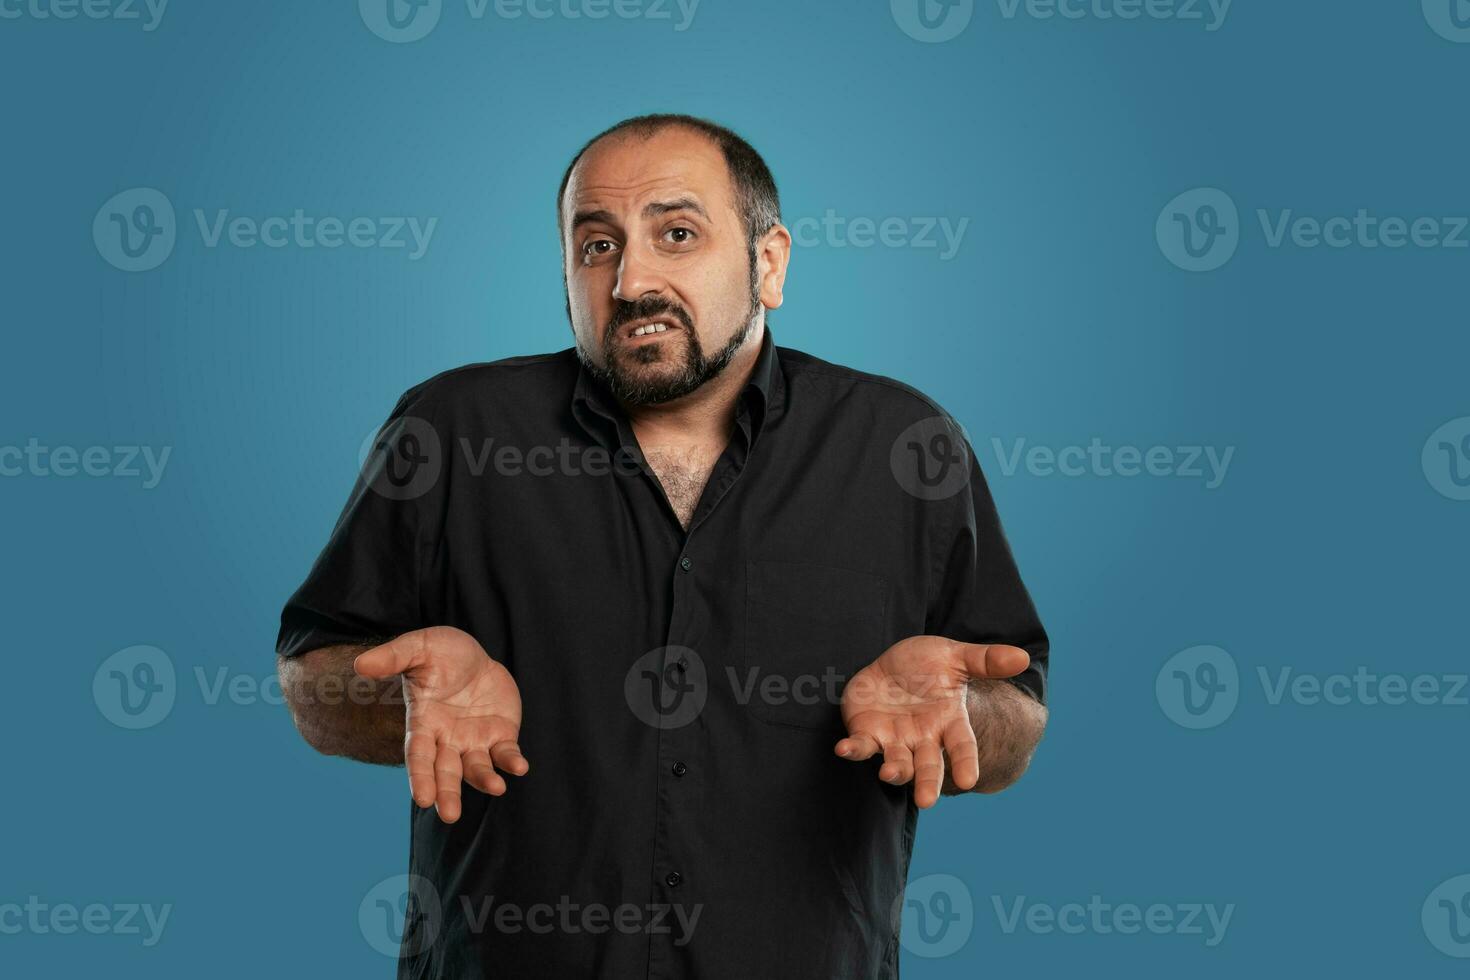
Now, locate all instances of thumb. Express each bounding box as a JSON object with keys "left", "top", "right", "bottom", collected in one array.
[
  {"left": 353, "top": 633, "right": 426, "bottom": 679},
  {"left": 955, "top": 642, "right": 1030, "bottom": 680}
]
